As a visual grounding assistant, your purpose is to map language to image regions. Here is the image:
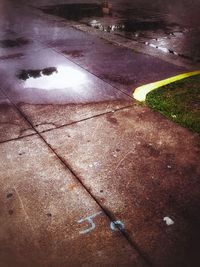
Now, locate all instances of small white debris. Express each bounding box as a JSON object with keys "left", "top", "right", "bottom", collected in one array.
[
  {"left": 163, "top": 216, "right": 174, "bottom": 226},
  {"left": 167, "top": 165, "right": 172, "bottom": 169},
  {"left": 171, "top": 114, "right": 177, "bottom": 118}
]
